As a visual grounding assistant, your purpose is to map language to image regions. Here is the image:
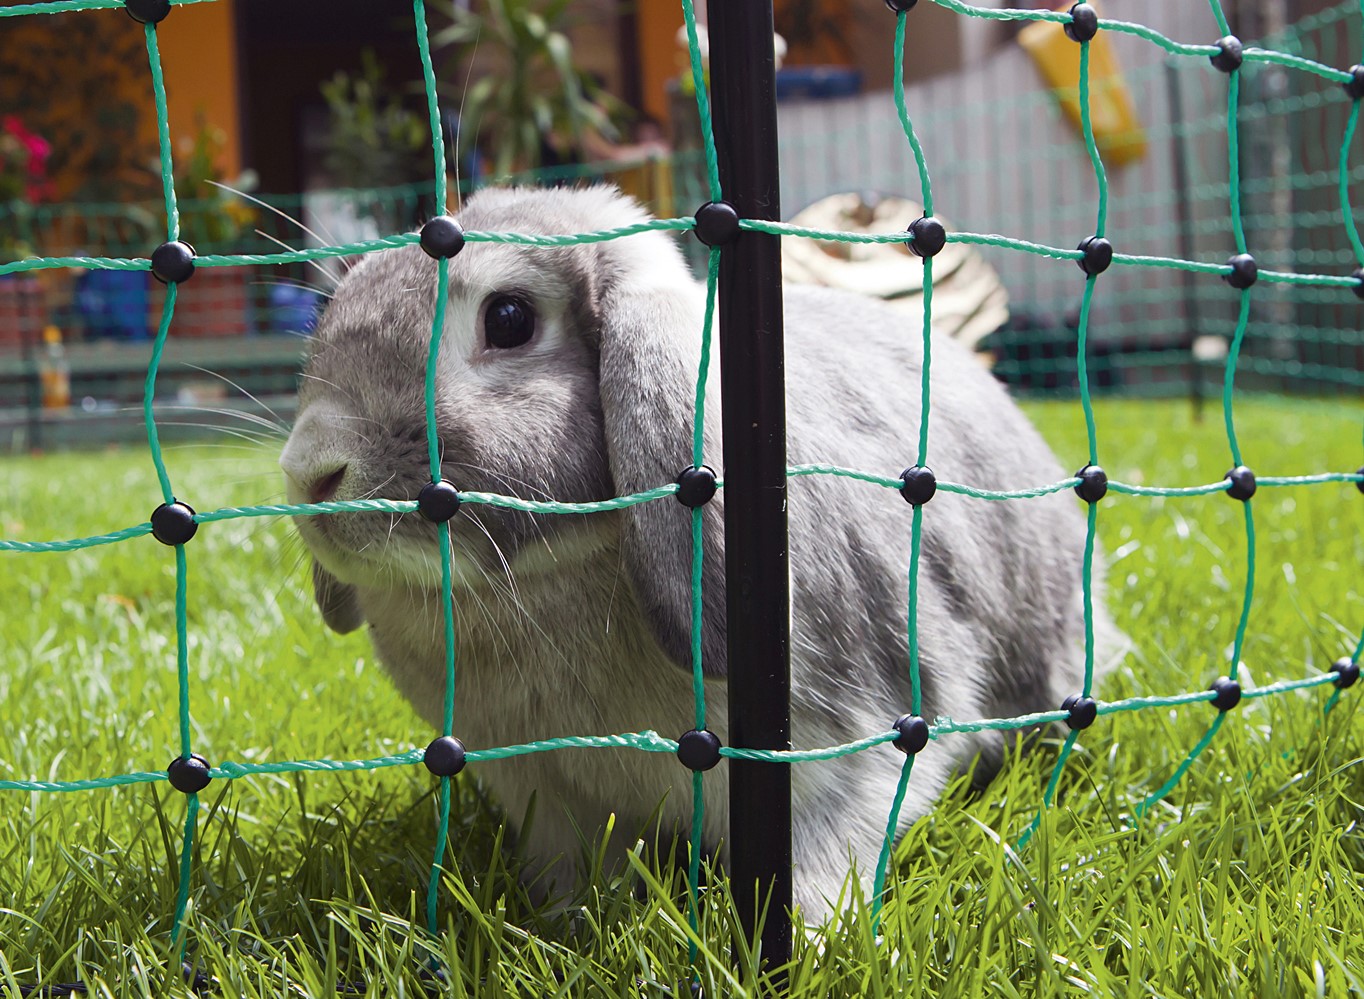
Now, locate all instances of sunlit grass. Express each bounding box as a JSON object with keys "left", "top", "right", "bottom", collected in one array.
[{"left": 0, "top": 394, "right": 1361, "bottom": 996}]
